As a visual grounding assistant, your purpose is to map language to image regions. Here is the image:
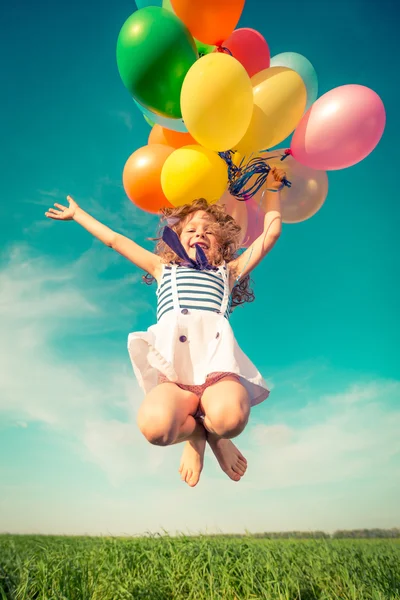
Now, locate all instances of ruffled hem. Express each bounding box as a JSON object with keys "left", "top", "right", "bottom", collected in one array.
[{"left": 127, "top": 328, "right": 270, "bottom": 407}]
